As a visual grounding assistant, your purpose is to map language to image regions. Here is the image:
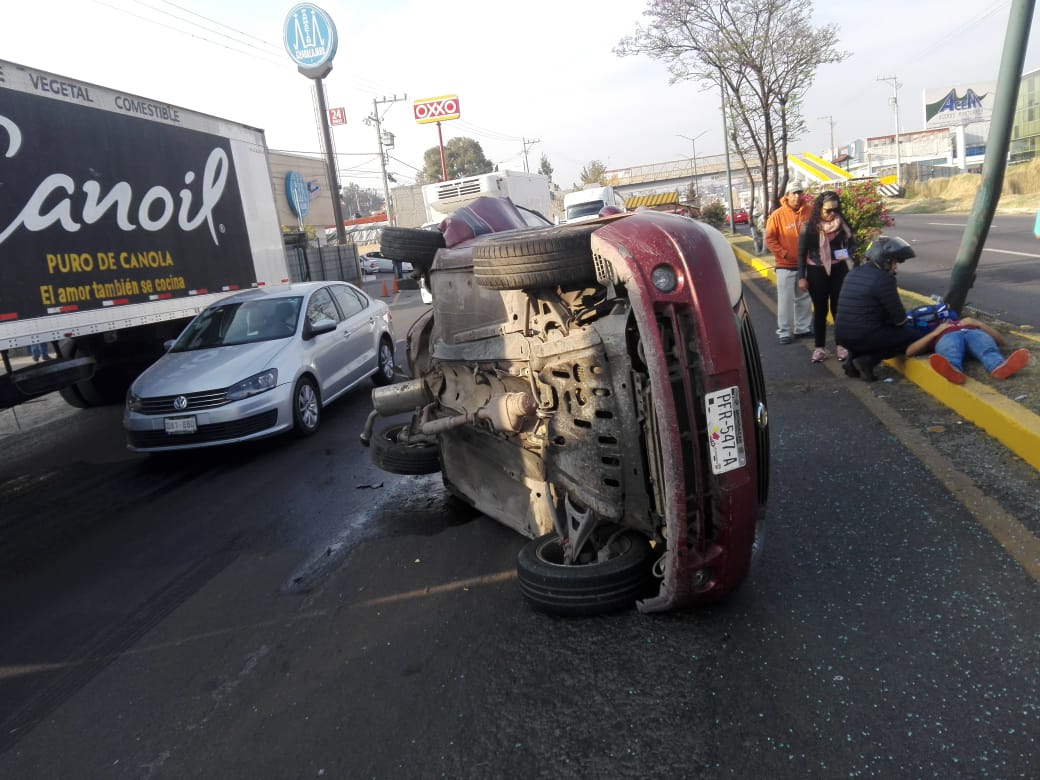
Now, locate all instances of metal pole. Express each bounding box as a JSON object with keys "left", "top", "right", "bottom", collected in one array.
[
  {"left": 372, "top": 97, "right": 394, "bottom": 225},
  {"left": 878, "top": 76, "right": 903, "bottom": 187},
  {"left": 945, "top": 0, "right": 1036, "bottom": 312},
  {"left": 720, "top": 77, "right": 736, "bottom": 235},
  {"left": 314, "top": 79, "right": 347, "bottom": 246},
  {"left": 437, "top": 121, "right": 448, "bottom": 181}
]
